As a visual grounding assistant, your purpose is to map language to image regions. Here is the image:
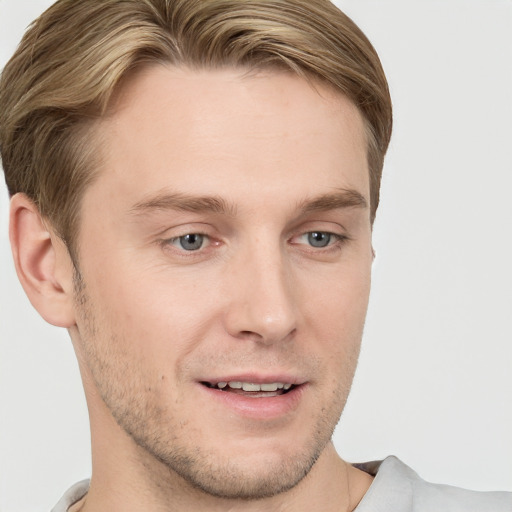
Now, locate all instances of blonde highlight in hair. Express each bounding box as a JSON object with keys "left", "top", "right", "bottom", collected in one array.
[{"left": 0, "top": 0, "right": 392, "bottom": 253}]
